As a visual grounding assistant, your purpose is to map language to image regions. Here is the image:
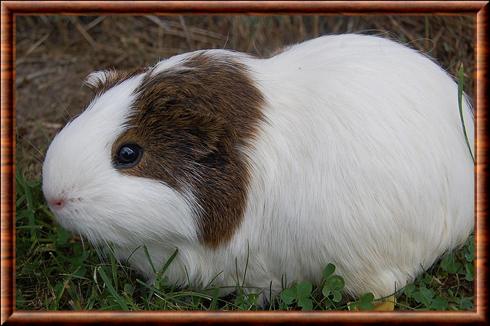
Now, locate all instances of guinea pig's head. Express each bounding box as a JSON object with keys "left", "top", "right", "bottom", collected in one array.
[{"left": 42, "top": 51, "right": 264, "bottom": 249}]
